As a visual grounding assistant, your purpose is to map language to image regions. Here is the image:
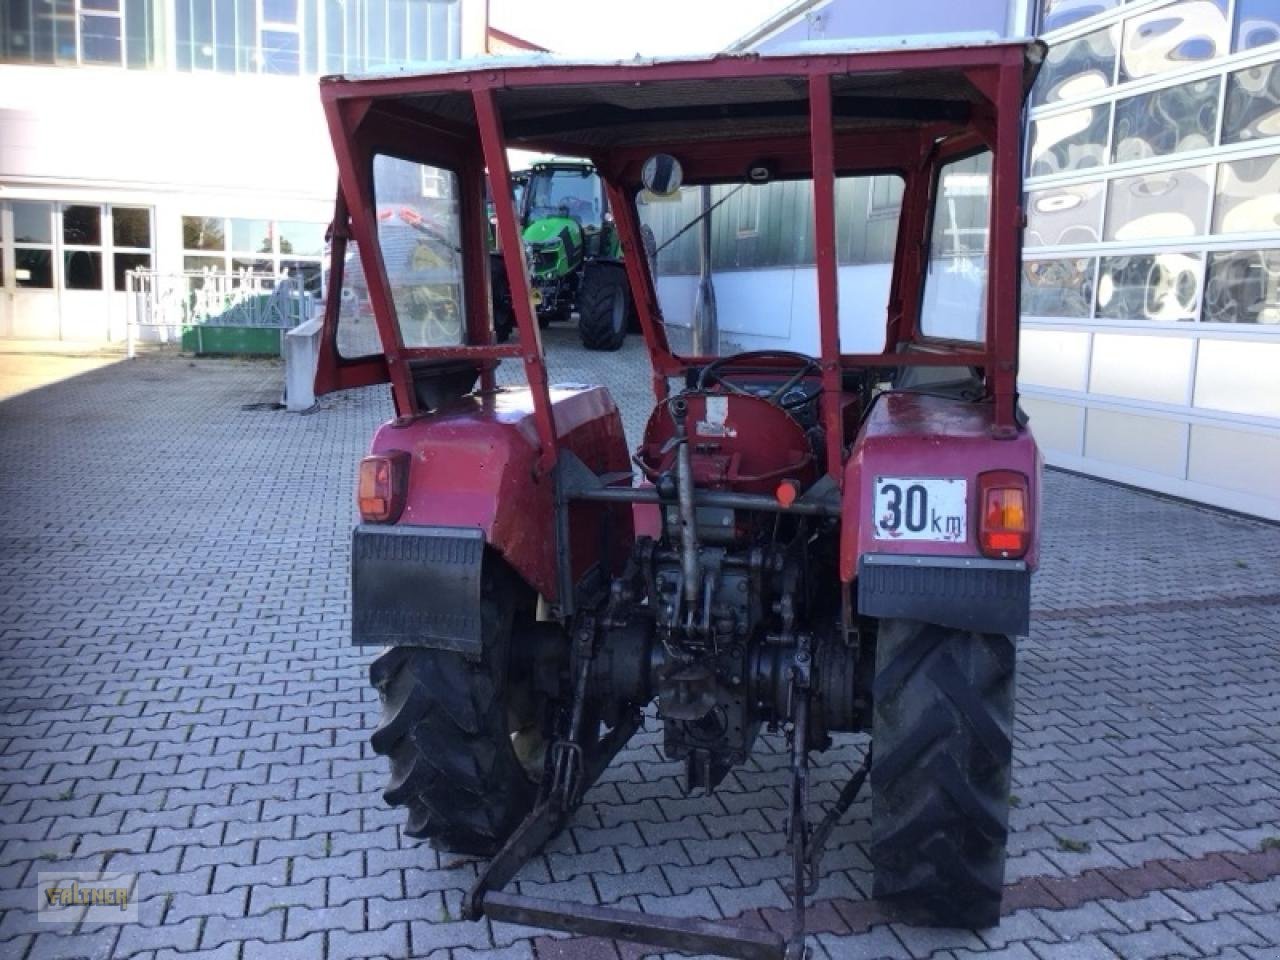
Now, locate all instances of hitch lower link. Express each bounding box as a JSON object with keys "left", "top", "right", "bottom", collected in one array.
[{"left": 462, "top": 617, "right": 872, "bottom": 960}]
